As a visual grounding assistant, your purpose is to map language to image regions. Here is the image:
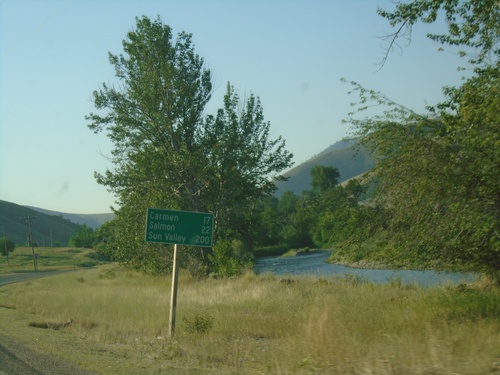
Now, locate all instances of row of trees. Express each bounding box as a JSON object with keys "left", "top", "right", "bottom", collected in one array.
[
  {"left": 88, "top": 1, "right": 499, "bottom": 283},
  {"left": 92, "top": 164, "right": 365, "bottom": 276},
  {"left": 0, "top": 225, "right": 97, "bottom": 253}
]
